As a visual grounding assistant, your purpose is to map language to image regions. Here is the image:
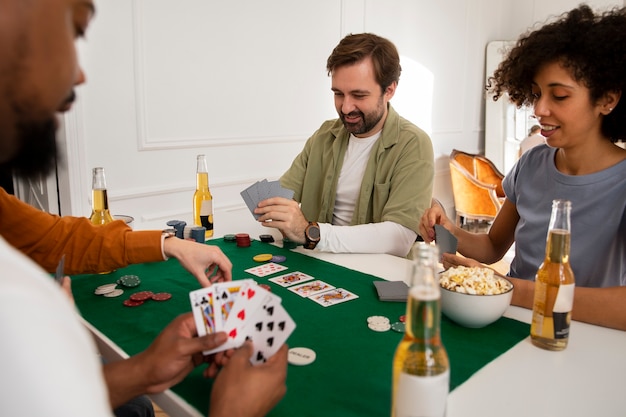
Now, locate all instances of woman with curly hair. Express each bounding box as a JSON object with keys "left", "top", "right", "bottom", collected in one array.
[{"left": 420, "top": 4, "right": 626, "bottom": 330}]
